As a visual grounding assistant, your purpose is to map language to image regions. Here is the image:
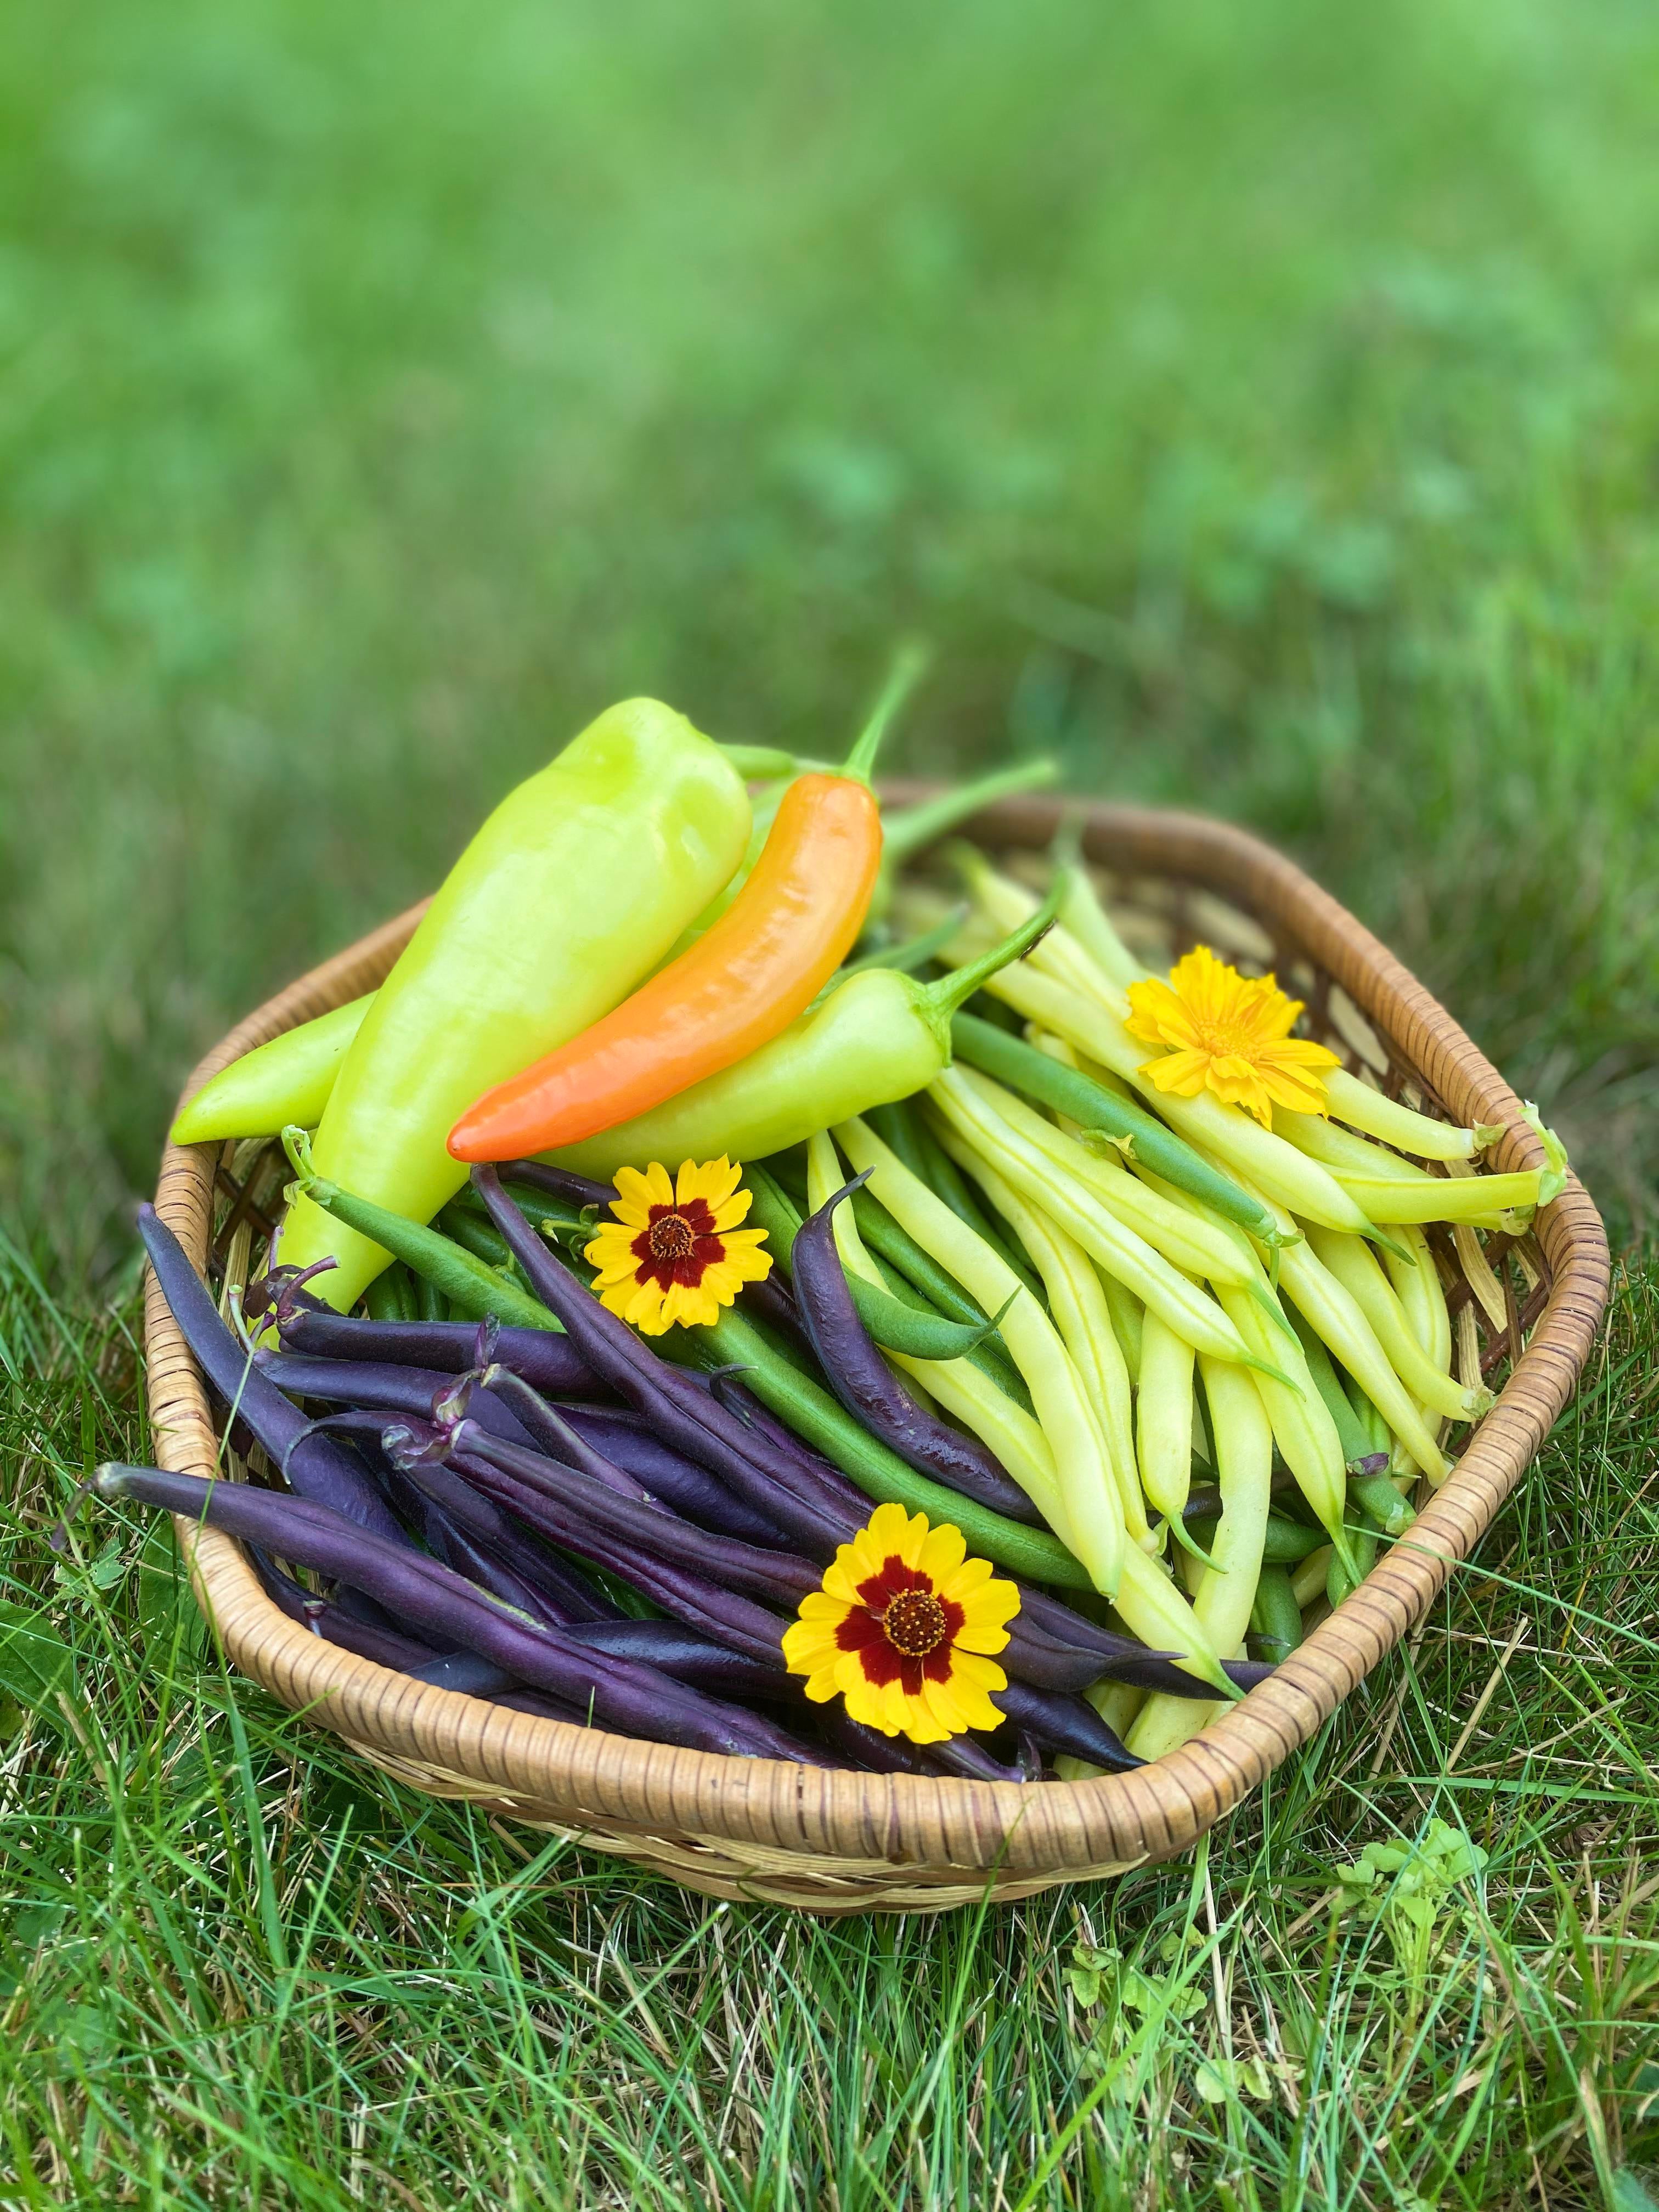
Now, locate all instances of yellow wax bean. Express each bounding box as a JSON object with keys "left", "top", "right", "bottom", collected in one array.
[
  {"left": 940, "top": 940, "right": 1371, "bottom": 1235},
  {"left": 1136, "top": 1310, "right": 1195, "bottom": 1522},
  {"left": 1385, "top": 1224, "right": 1452, "bottom": 1372},
  {"left": 1274, "top": 1108, "right": 1427, "bottom": 1181},
  {"left": 1275, "top": 1241, "right": 1454, "bottom": 1482},
  {"left": 926, "top": 1133, "right": 1139, "bottom": 1566},
  {"left": 1330, "top": 1169, "right": 1542, "bottom": 1226},
  {"left": 952, "top": 1066, "right": 1254, "bottom": 1288},
  {"left": 925, "top": 1071, "right": 1255, "bottom": 1365},
  {"left": 1127, "top": 1355, "right": 1273, "bottom": 1760},
  {"left": 955, "top": 850, "right": 1122, "bottom": 1006},
  {"left": 1305, "top": 1227, "right": 1488, "bottom": 1425},
  {"left": 1115, "top": 1543, "right": 1233, "bottom": 1697},
  {"left": 1214, "top": 1281, "right": 1350, "bottom": 1547},
  {"left": 957, "top": 1165, "right": 1152, "bottom": 1549},
  {"left": 835, "top": 1116, "right": 1124, "bottom": 1596},
  {"left": 1291, "top": 1549, "right": 1333, "bottom": 1609},
  {"left": 1322, "top": 1068, "right": 1504, "bottom": 1161}
]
